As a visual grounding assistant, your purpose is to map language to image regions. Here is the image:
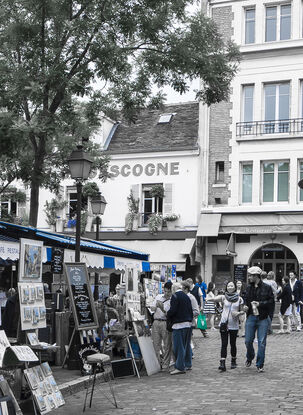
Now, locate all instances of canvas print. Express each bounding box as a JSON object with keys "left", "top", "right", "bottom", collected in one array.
[
  {"left": 33, "top": 393, "right": 47, "bottom": 412},
  {"left": 39, "top": 307, "right": 46, "bottom": 320},
  {"left": 21, "top": 287, "right": 30, "bottom": 304},
  {"left": 48, "top": 376, "right": 58, "bottom": 392},
  {"left": 19, "top": 239, "right": 43, "bottom": 281},
  {"left": 54, "top": 391, "right": 65, "bottom": 407},
  {"left": 47, "top": 395, "right": 56, "bottom": 410},
  {"left": 32, "top": 308, "right": 39, "bottom": 325},
  {"left": 36, "top": 285, "right": 44, "bottom": 300},
  {"left": 23, "top": 307, "right": 32, "bottom": 322},
  {"left": 29, "top": 286, "right": 36, "bottom": 302},
  {"left": 27, "top": 332, "right": 39, "bottom": 346},
  {"left": 41, "top": 362, "right": 52, "bottom": 377},
  {"left": 25, "top": 369, "right": 39, "bottom": 390},
  {"left": 34, "top": 366, "right": 44, "bottom": 382}
]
